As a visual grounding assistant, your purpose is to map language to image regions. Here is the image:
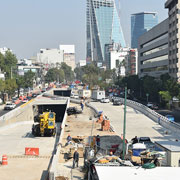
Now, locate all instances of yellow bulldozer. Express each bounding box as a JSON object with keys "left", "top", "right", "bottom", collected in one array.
[{"left": 32, "top": 111, "right": 56, "bottom": 137}]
